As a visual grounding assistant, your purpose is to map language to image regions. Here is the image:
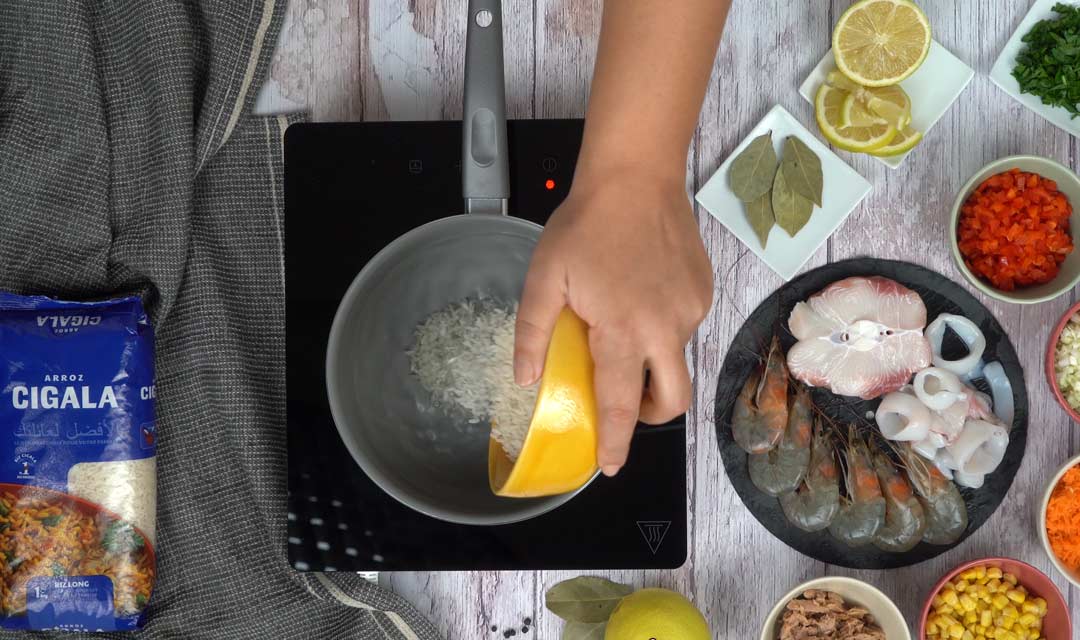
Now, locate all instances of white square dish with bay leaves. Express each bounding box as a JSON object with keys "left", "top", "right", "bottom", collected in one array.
[{"left": 696, "top": 105, "right": 872, "bottom": 281}]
